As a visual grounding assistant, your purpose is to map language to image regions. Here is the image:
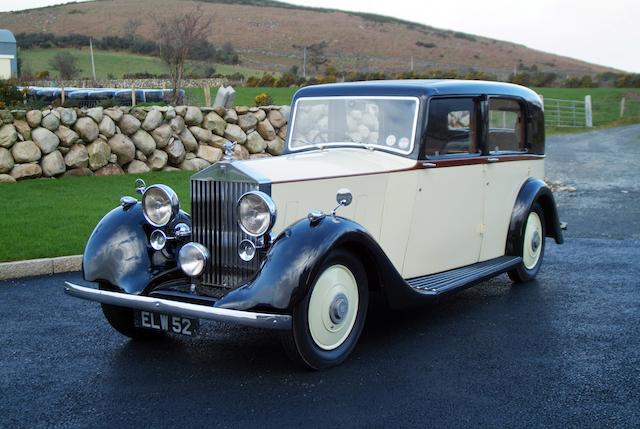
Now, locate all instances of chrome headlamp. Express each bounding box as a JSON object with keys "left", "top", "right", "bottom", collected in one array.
[
  {"left": 237, "top": 191, "right": 276, "bottom": 237},
  {"left": 142, "top": 184, "right": 179, "bottom": 227}
]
